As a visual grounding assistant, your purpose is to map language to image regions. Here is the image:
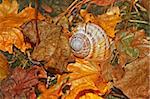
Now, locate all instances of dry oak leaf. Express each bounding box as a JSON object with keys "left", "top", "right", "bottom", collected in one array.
[
  {"left": 0, "top": 0, "right": 45, "bottom": 53},
  {"left": 0, "top": 53, "right": 9, "bottom": 81},
  {"left": 80, "top": 7, "right": 121, "bottom": 38},
  {"left": 39, "top": 59, "right": 110, "bottom": 99}
]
